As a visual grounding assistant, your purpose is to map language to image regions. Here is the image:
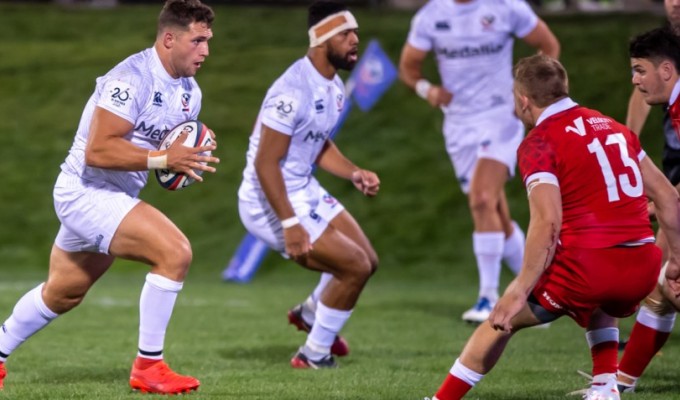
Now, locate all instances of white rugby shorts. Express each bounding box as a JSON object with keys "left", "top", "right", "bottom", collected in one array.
[
  {"left": 443, "top": 107, "right": 524, "bottom": 193},
  {"left": 53, "top": 172, "right": 140, "bottom": 254},
  {"left": 238, "top": 177, "right": 345, "bottom": 254}
]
